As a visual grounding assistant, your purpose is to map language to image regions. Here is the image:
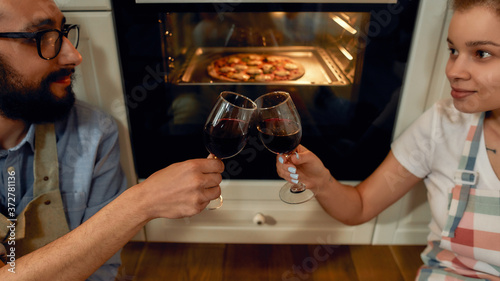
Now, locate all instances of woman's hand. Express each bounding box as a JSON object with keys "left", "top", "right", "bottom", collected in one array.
[
  {"left": 277, "top": 148, "right": 421, "bottom": 225},
  {"left": 276, "top": 145, "right": 332, "bottom": 195}
]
